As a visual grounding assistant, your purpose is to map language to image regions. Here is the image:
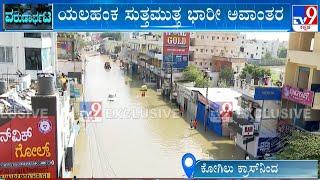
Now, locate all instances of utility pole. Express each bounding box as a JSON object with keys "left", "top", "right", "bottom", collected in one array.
[
  {"left": 204, "top": 71, "right": 208, "bottom": 132},
  {"left": 170, "top": 53, "right": 173, "bottom": 101}
]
